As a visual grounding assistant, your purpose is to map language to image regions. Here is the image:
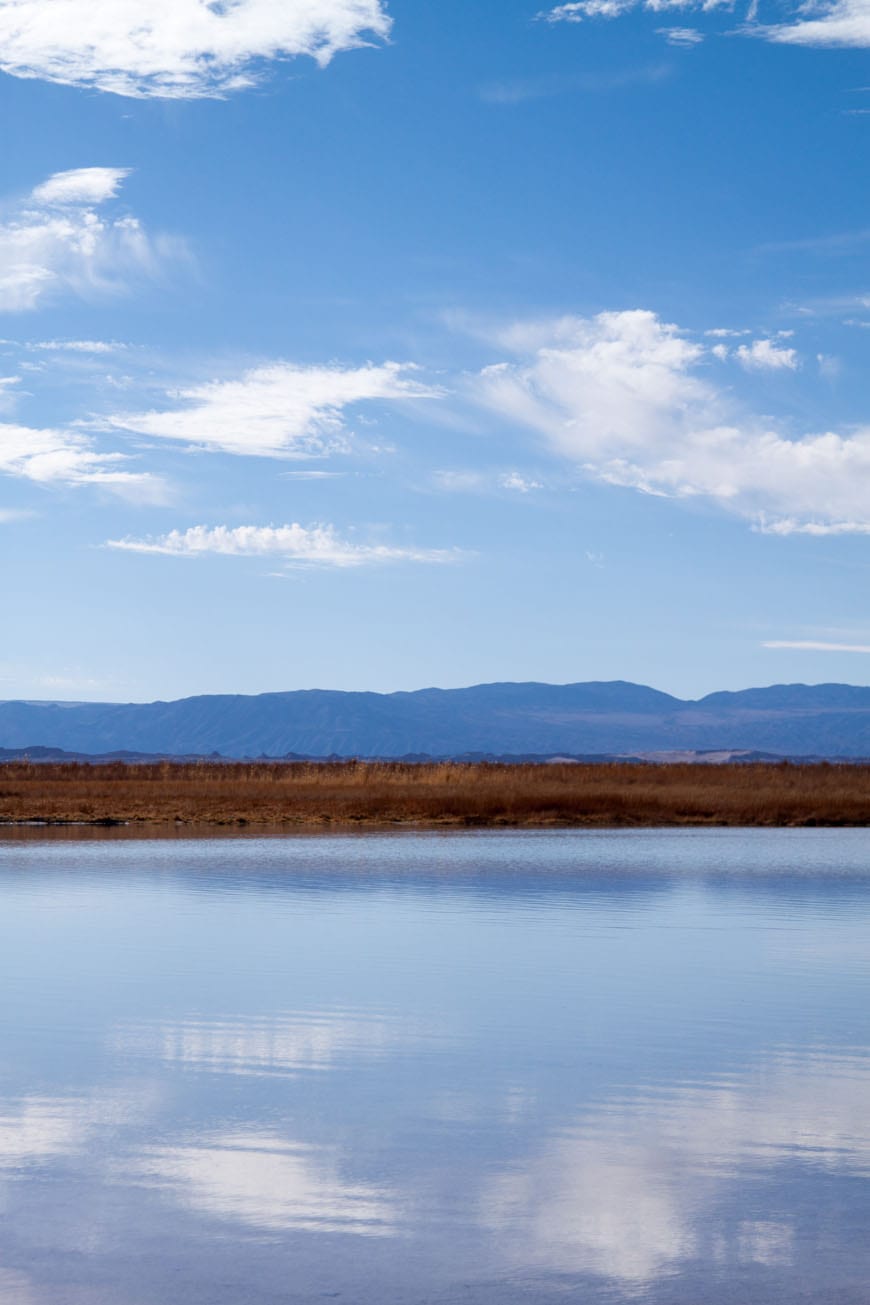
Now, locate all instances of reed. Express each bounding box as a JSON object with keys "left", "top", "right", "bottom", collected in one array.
[{"left": 2, "top": 759, "right": 870, "bottom": 827}]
